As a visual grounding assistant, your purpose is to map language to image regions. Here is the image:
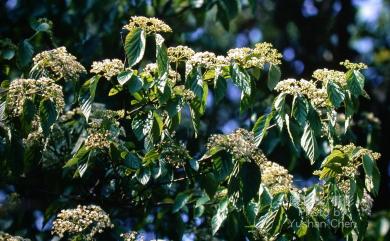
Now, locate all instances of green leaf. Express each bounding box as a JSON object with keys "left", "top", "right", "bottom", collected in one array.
[
  {"left": 156, "top": 34, "right": 169, "bottom": 88},
  {"left": 211, "top": 198, "right": 229, "bottom": 235},
  {"left": 39, "top": 99, "right": 58, "bottom": 136},
  {"left": 124, "top": 28, "right": 146, "bottom": 67},
  {"left": 292, "top": 95, "right": 308, "bottom": 127},
  {"left": 186, "top": 67, "right": 203, "bottom": 99},
  {"left": 79, "top": 75, "right": 100, "bottom": 121},
  {"left": 200, "top": 173, "right": 219, "bottom": 198},
  {"left": 296, "top": 223, "right": 308, "bottom": 238},
  {"left": 230, "top": 63, "right": 251, "bottom": 96},
  {"left": 327, "top": 80, "right": 345, "bottom": 108},
  {"left": 362, "top": 154, "right": 380, "bottom": 195},
  {"left": 214, "top": 75, "right": 227, "bottom": 104},
  {"left": 132, "top": 112, "right": 153, "bottom": 140},
  {"left": 108, "top": 85, "right": 123, "bottom": 96},
  {"left": 136, "top": 167, "right": 151, "bottom": 185},
  {"left": 267, "top": 64, "right": 281, "bottom": 90},
  {"left": 64, "top": 147, "right": 89, "bottom": 168},
  {"left": 319, "top": 149, "right": 348, "bottom": 179},
  {"left": 240, "top": 162, "right": 261, "bottom": 204},
  {"left": 117, "top": 70, "right": 133, "bottom": 85},
  {"left": 127, "top": 75, "right": 144, "bottom": 94},
  {"left": 150, "top": 111, "right": 163, "bottom": 143},
  {"left": 172, "top": 192, "right": 192, "bottom": 213},
  {"left": 300, "top": 122, "right": 319, "bottom": 164},
  {"left": 124, "top": 153, "right": 141, "bottom": 169},
  {"left": 213, "top": 150, "right": 233, "bottom": 182},
  {"left": 253, "top": 111, "right": 274, "bottom": 146},
  {"left": 2, "top": 49, "right": 15, "bottom": 60},
  {"left": 21, "top": 99, "right": 36, "bottom": 134},
  {"left": 346, "top": 70, "right": 365, "bottom": 97},
  {"left": 17, "top": 39, "right": 34, "bottom": 67},
  {"left": 304, "top": 187, "right": 317, "bottom": 214}
]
